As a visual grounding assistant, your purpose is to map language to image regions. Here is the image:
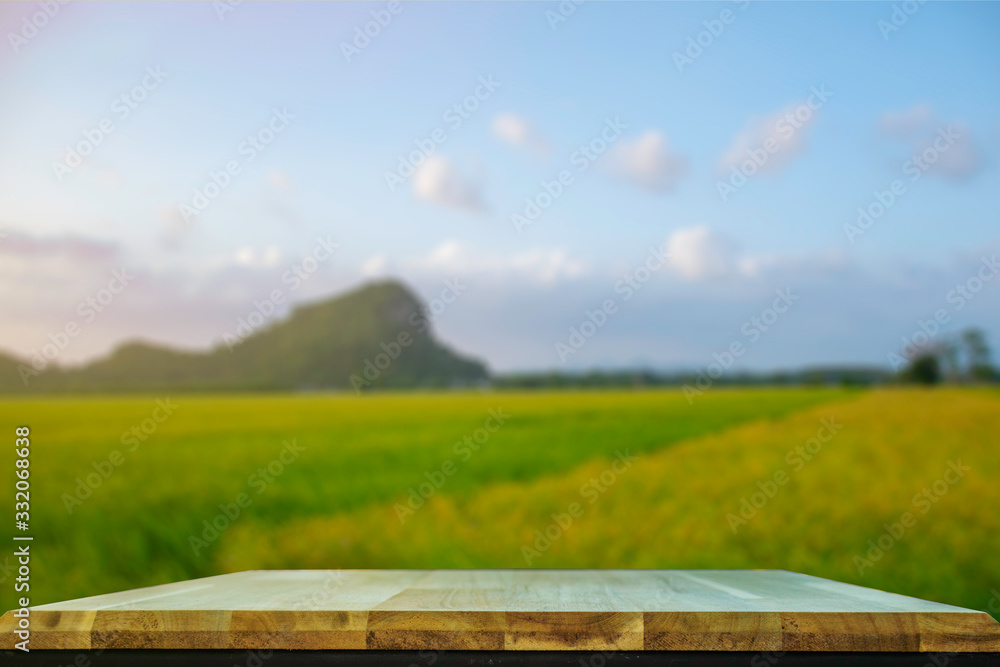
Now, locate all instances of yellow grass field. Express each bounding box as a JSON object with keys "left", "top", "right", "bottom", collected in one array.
[
  {"left": 1, "top": 387, "right": 997, "bottom": 619},
  {"left": 215, "top": 389, "right": 1000, "bottom": 617}
]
